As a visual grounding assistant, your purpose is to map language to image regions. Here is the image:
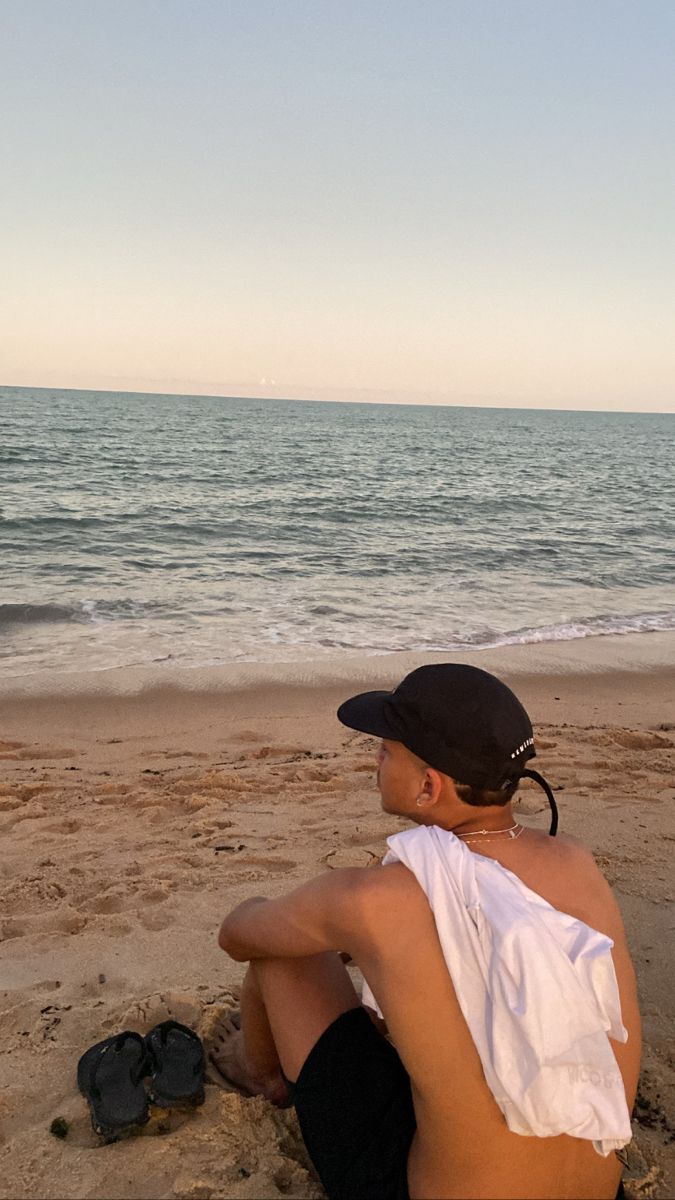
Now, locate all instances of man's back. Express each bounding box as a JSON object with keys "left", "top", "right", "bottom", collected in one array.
[{"left": 357, "top": 830, "right": 640, "bottom": 1200}]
